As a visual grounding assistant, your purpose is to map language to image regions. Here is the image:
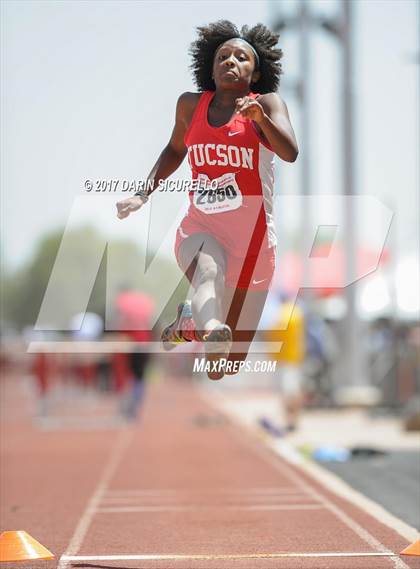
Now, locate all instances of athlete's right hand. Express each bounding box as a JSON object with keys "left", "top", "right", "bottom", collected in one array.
[{"left": 116, "top": 196, "right": 145, "bottom": 219}]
